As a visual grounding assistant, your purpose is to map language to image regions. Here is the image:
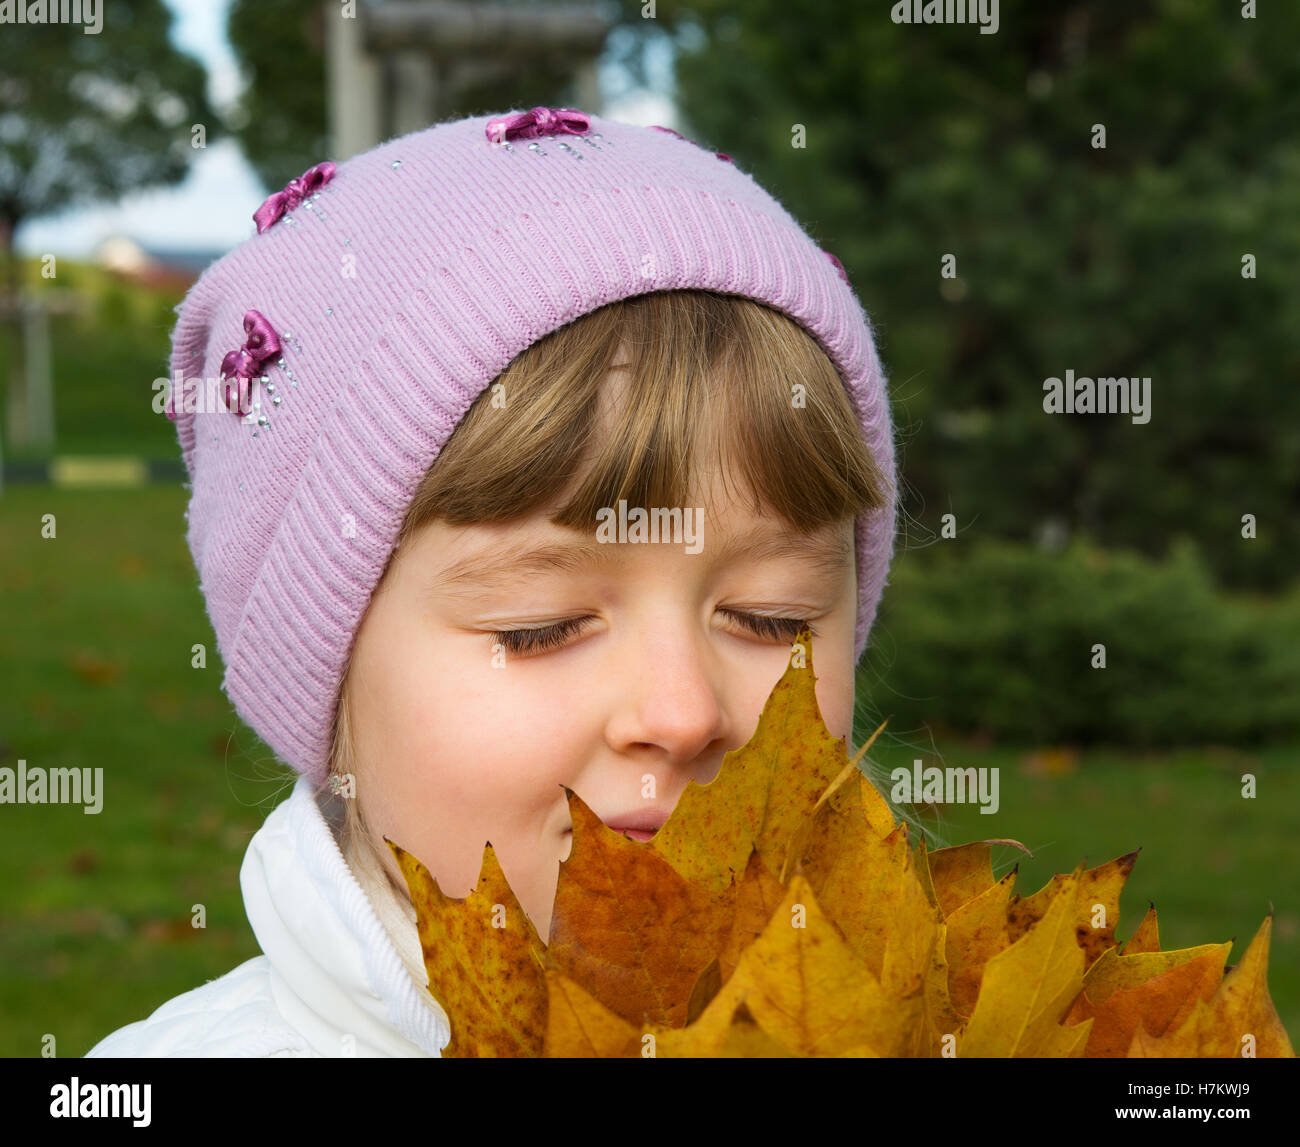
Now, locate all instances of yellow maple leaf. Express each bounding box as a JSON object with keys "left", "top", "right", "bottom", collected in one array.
[
  {"left": 944, "top": 866, "right": 1016, "bottom": 1017},
  {"left": 545, "top": 783, "right": 734, "bottom": 1028},
  {"left": 387, "top": 839, "right": 546, "bottom": 1057},
  {"left": 1124, "top": 902, "right": 1162, "bottom": 954},
  {"left": 1007, "top": 850, "right": 1139, "bottom": 970},
  {"left": 1128, "top": 916, "right": 1295, "bottom": 1058},
  {"left": 958, "top": 870, "right": 1093, "bottom": 1057},
  {"left": 710, "top": 873, "right": 919, "bottom": 1057},
  {"left": 1065, "top": 939, "right": 1230, "bottom": 1056}
]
